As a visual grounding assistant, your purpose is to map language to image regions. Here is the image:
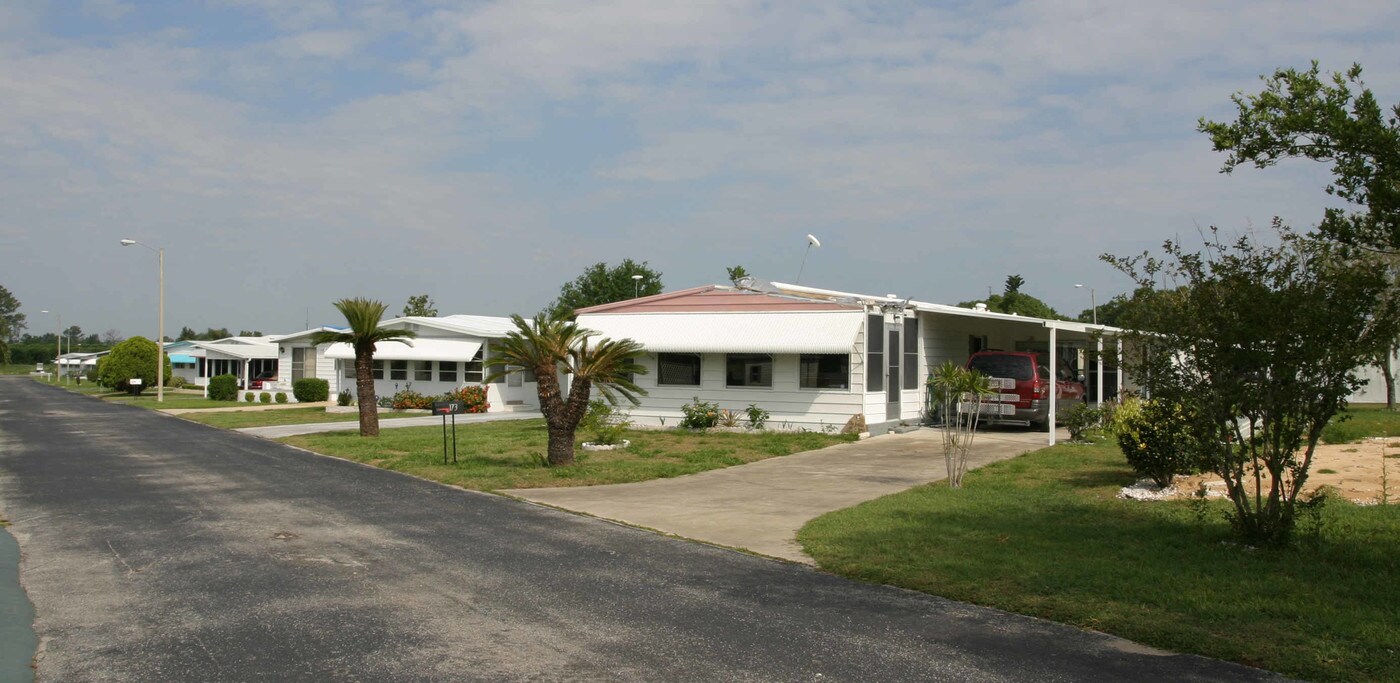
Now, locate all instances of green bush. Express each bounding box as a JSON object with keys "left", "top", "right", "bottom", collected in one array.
[
  {"left": 259, "top": 391, "right": 272, "bottom": 404},
  {"left": 292, "top": 377, "right": 330, "bottom": 403},
  {"left": 336, "top": 389, "right": 353, "bottom": 407},
  {"left": 207, "top": 375, "right": 238, "bottom": 401},
  {"left": 244, "top": 391, "right": 255, "bottom": 402},
  {"left": 680, "top": 397, "right": 720, "bottom": 429},
  {"left": 580, "top": 399, "right": 629, "bottom": 445},
  {"left": 1116, "top": 399, "right": 1202, "bottom": 487},
  {"left": 745, "top": 403, "right": 770, "bottom": 430},
  {"left": 167, "top": 375, "right": 189, "bottom": 389},
  {"left": 97, "top": 336, "right": 172, "bottom": 393},
  {"left": 1064, "top": 402, "right": 1103, "bottom": 442},
  {"left": 390, "top": 386, "right": 433, "bottom": 410},
  {"left": 275, "top": 392, "right": 288, "bottom": 404}
]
